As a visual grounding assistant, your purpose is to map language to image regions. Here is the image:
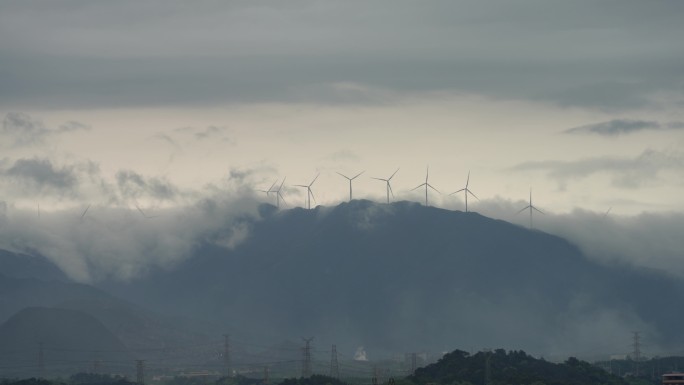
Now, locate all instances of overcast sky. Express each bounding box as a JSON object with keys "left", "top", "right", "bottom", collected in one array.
[{"left": 1, "top": 1, "right": 684, "bottom": 282}]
